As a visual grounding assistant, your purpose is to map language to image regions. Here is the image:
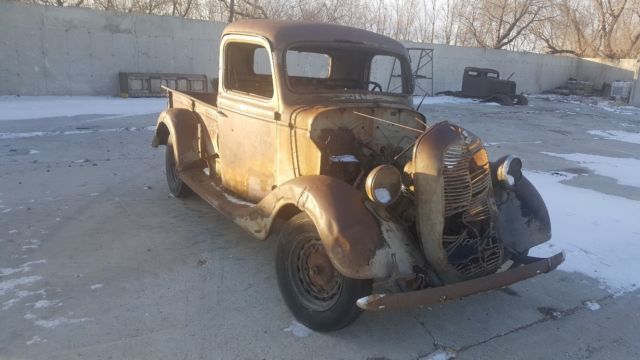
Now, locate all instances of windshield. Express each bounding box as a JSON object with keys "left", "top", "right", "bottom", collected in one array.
[{"left": 284, "top": 43, "right": 410, "bottom": 95}]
